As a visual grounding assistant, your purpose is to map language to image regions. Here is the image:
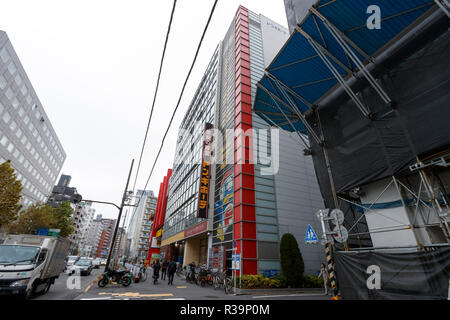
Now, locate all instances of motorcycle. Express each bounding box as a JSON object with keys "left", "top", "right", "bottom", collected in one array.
[{"left": 98, "top": 269, "right": 132, "bottom": 288}]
